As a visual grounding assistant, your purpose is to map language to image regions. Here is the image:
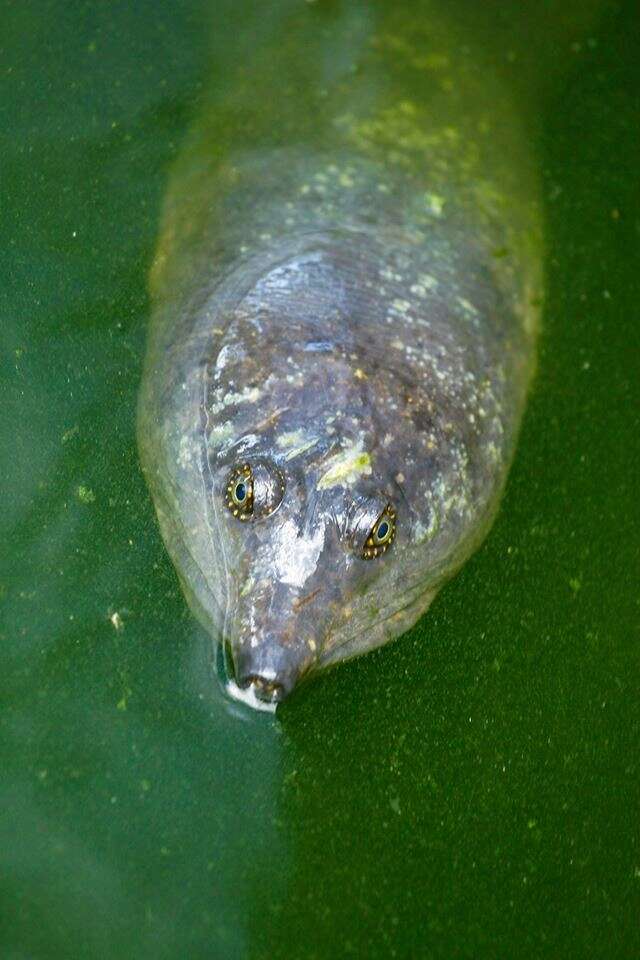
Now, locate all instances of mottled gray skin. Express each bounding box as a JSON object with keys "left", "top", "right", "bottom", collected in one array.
[{"left": 138, "top": 1, "right": 543, "bottom": 705}]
